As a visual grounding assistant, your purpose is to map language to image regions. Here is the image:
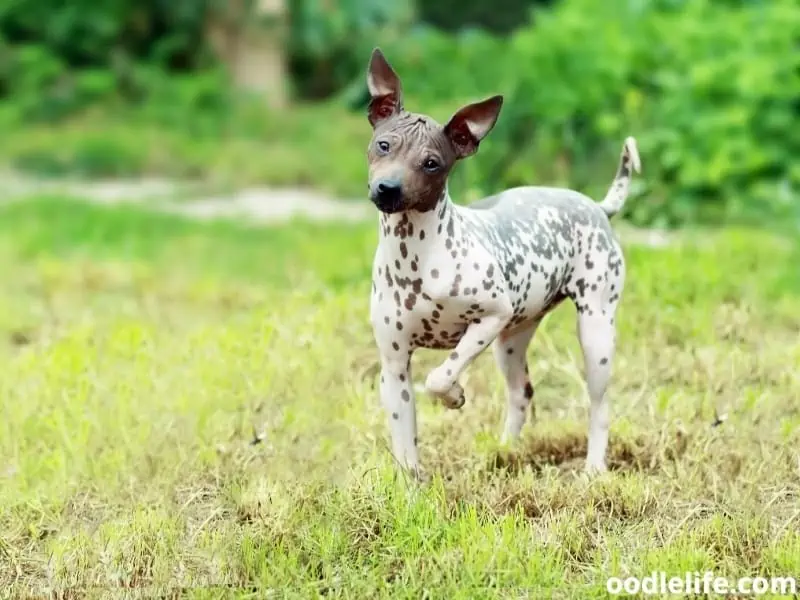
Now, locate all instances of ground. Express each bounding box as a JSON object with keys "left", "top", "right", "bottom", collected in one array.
[{"left": 1, "top": 196, "right": 799, "bottom": 598}]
